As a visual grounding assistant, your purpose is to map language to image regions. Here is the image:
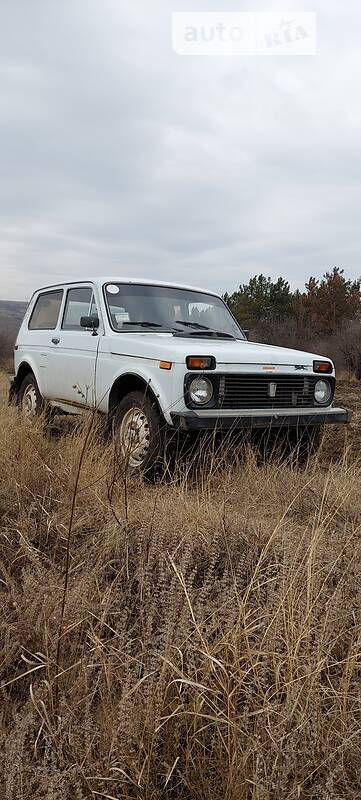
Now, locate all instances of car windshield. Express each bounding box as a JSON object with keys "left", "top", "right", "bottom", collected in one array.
[{"left": 103, "top": 283, "right": 244, "bottom": 338}]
